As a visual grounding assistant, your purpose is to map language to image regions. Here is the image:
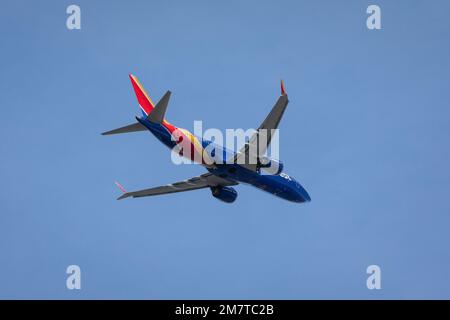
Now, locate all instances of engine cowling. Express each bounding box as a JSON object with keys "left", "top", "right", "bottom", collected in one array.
[
  {"left": 210, "top": 186, "right": 238, "bottom": 203},
  {"left": 259, "top": 157, "right": 284, "bottom": 175}
]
